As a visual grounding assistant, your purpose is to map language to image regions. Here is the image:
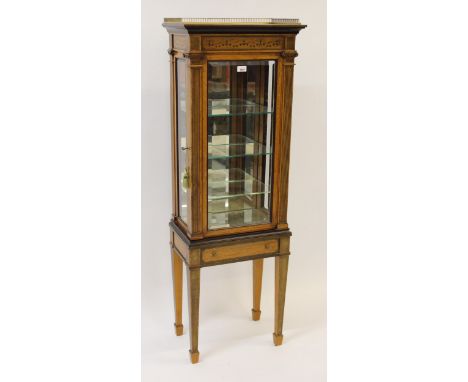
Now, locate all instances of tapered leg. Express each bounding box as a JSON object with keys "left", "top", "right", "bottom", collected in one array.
[
  {"left": 171, "top": 250, "right": 183, "bottom": 336},
  {"left": 273, "top": 255, "right": 289, "bottom": 346},
  {"left": 186, "top": 267, "right": 200, "bottom": 364},
  {"left": 252, "top": 259, "right": 264, "bottom": 321}
]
